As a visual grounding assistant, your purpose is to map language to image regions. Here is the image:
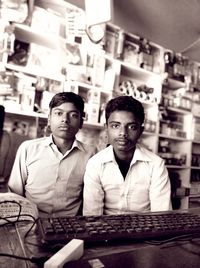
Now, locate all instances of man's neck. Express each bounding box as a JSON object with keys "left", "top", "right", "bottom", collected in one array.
[
  {"left": 114, "top": 148, "right": 135, "bottom": 163},
  {"left": 114, "top": 152, "right": 133, "bottom": 179},
  {"left": 53, "top": 136, "right": 75, "bottom": 155}
]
